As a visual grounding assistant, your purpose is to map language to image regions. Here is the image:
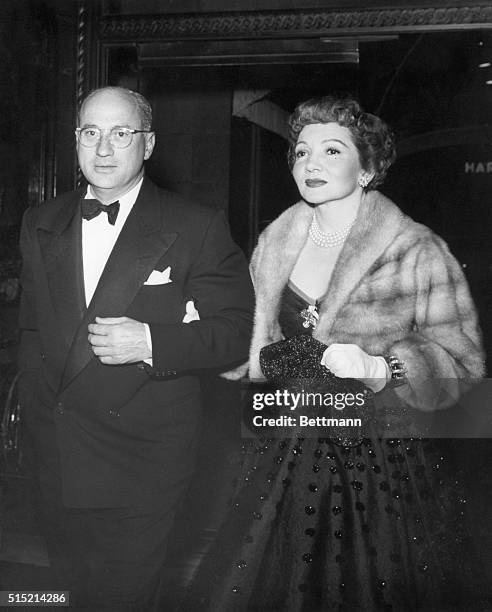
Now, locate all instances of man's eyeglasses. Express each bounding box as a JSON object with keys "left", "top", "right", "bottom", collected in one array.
[{"left": 75, "top": 127, "right": 153, "bottom": 149}]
